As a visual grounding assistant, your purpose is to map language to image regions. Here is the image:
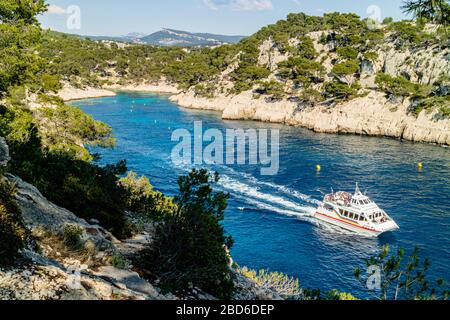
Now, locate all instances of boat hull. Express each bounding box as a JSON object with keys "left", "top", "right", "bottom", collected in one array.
[{"left": 314, "top": 210, "right": 396, "bottom": 237}]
